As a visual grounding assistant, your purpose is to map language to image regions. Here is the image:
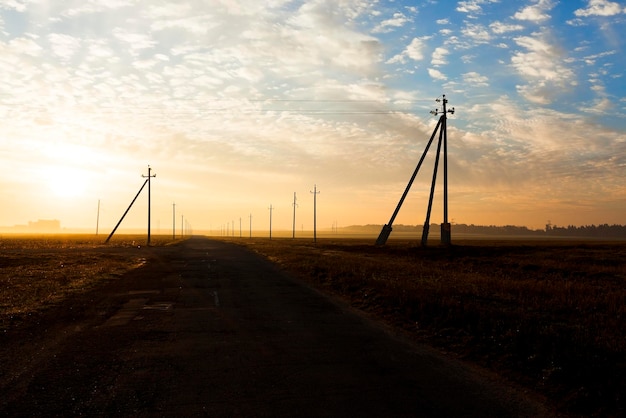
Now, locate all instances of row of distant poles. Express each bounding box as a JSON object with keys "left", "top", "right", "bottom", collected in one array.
[
  {"left": 259, "top": 184, "right": 322, "bottom": 242},
  {"left": 376, "top": 95, "right": 454, "bottom": 247},
  {"left": 102, "top": 163, "right": 322, "bottom": 245}
]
